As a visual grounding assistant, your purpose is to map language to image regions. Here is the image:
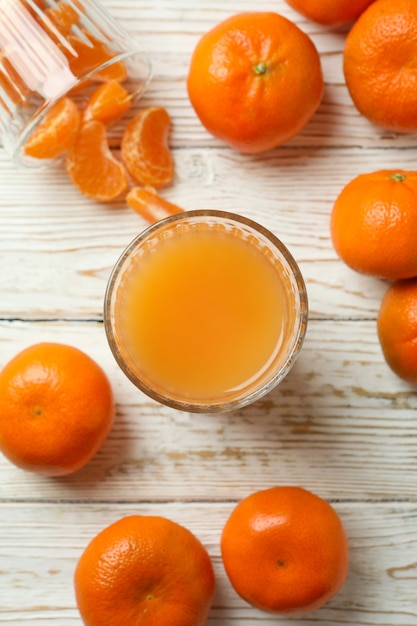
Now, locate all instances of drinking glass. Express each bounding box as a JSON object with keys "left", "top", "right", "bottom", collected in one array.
[
  {"left": 0, "top": 0, "right": 151, "bottom": 167},
  {"left": 104, "top": 210, "right": 308, "bottom": 413}
]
